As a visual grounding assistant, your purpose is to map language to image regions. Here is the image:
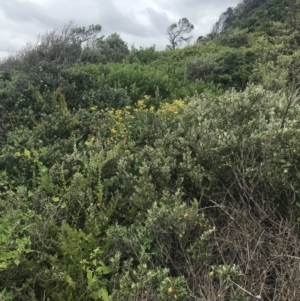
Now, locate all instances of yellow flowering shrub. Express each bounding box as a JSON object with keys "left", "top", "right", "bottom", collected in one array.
[{"left": 157, "top": 99, "right": 185, "bottom": 117}]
